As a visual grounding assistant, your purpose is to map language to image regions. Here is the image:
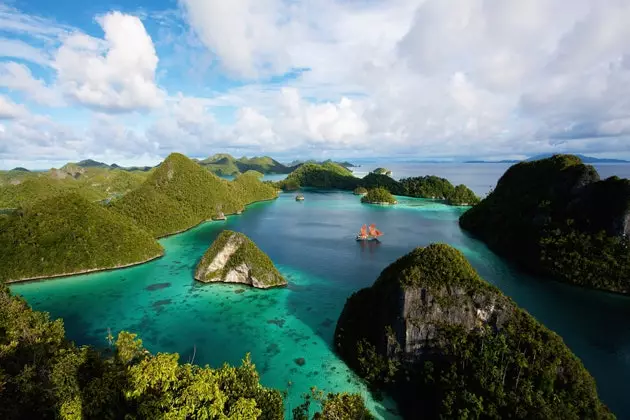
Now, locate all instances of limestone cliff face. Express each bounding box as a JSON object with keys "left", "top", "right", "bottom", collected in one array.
[
  {"left": 195, "top": 230, "right": 286, "bottom": 289},
  {"left": 335, "top": 244, "right": 512, "bottom": 365}
]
